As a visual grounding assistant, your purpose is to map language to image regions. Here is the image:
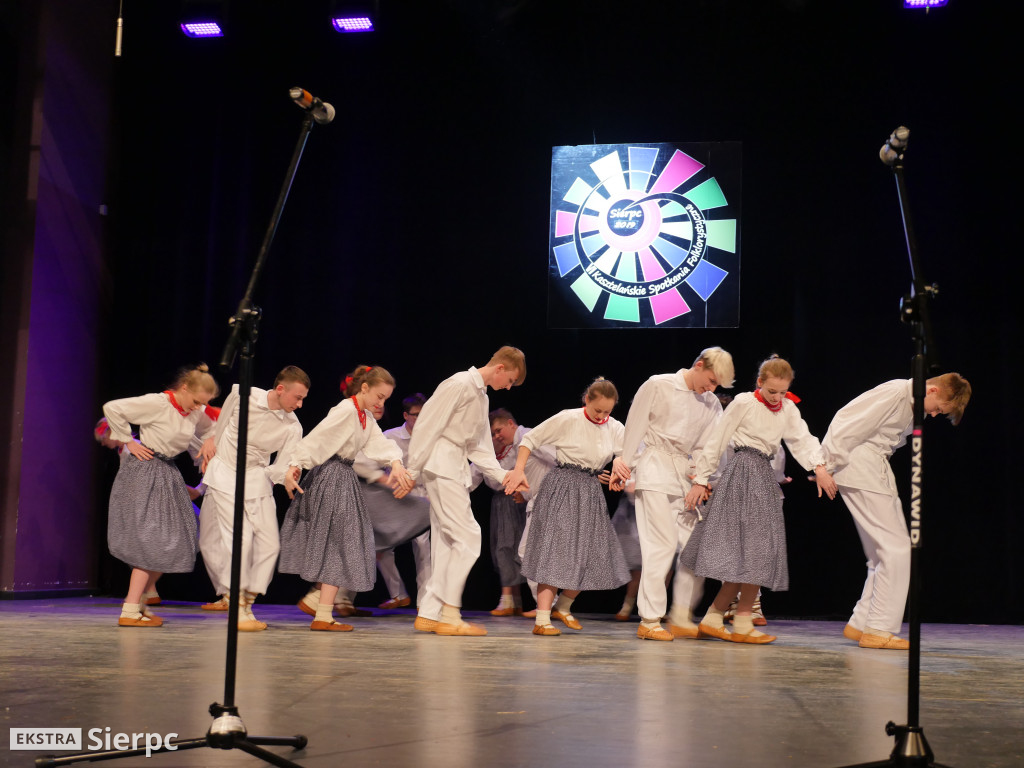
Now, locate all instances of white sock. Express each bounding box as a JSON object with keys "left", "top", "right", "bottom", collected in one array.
[
  {"left": 864, "top": 627, "right": 892, "bottom": 638},
  {"left": 554, "top": 594, "right": 575, "bottom": 615},
  {"left": 314, "top": 603, "right": 334, "bottom": 623},
  {"left": 668, "top": 604, "right": 695, "bottom": 628},
  {"left": 640, "top": 618, "right": 662, "bottom": 629},
  {"left": 619, "top": 596, "right": 636, "bottom": 614},
  {"left": 535, "top": 609, "right": 552, "bottom": 627},
  {"left": 441, "top": 605, "right": 462, "bottom": 625},
  {"left": 496, "top": 594, "right": 514, "bottom": 609},
  {"left": 702, "top": 605, "right": 725, "bottom": 628},
  {"left": 121, "top": 602, "right": 142, "bottom": 618},
  {"left": 304, "top": 587, "right": 321, "bottom": 605},
  {"left": 733, "top": 615, "right": 764, "bottom": 636}
]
